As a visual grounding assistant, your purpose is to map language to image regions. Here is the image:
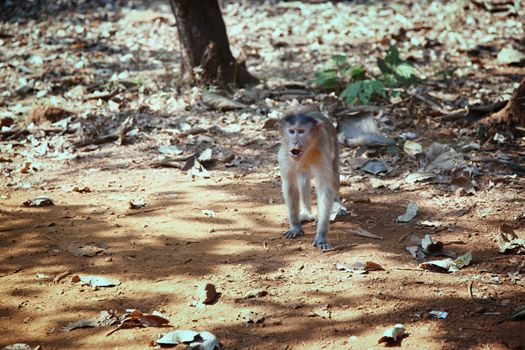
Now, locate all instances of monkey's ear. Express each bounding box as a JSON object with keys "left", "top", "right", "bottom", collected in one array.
[{"left": 314, "top": 120, "right": 323, "bottom": 133}]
